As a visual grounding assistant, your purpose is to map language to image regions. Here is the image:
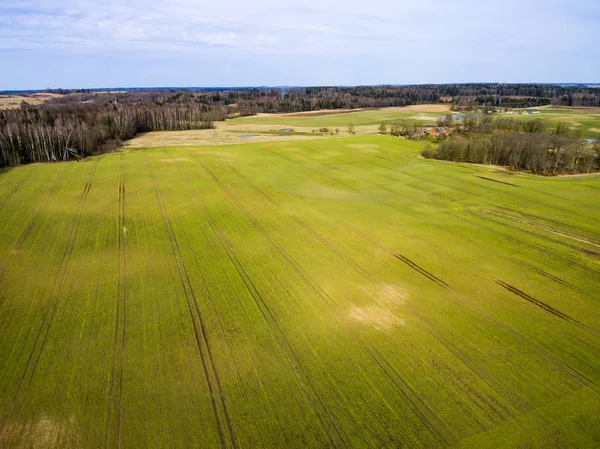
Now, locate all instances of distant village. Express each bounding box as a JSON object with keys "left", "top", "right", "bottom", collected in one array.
[{"left": 410, "top": 109, "right": 541, "bottom": 140}]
